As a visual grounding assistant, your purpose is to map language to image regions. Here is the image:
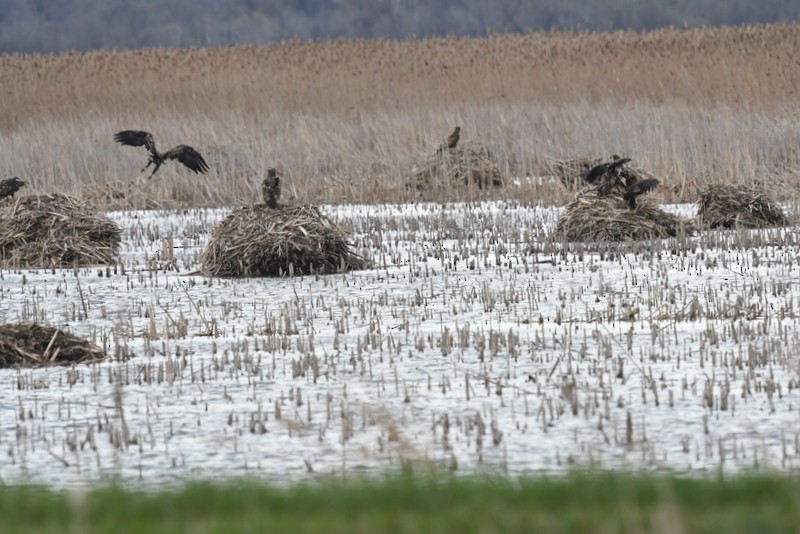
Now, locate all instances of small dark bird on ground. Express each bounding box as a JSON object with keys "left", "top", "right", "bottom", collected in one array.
[
  {"left": 114, "top": 130, "right": 209, "bottom": 178},
  {"left": 0, "top": 177, "right": 26, "bottom": 200},
  {"left": 622, "top": 178, "right": 660, "bottom": 209},
  {"left": 262, "top": 168, "right": 282, "bottom": 208},
  {"left": 585, "top": 155, "right": 631, "bottom": 186},
  {"left": 437, "top": 126, "right": 461, "bottom": 153}
]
